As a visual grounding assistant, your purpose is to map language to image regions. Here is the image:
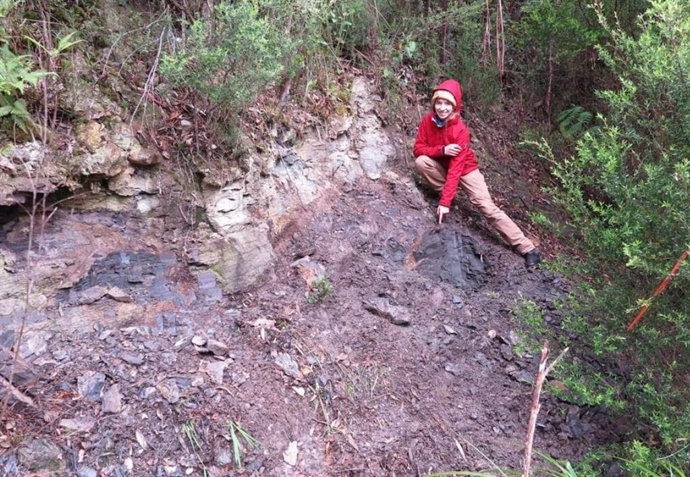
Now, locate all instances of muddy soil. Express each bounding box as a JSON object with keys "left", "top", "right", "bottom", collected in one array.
[{"left": 0, "top": 157, "right": 622, "bottom": 477}]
